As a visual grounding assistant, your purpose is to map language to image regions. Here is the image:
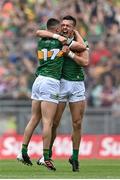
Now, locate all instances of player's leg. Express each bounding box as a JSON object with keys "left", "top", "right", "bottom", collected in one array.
[
  {"left": 49, "top": 78, "right": 68, "bottom": 157},
  {"left": 67, "top": 80, "right": 86, "bottom": 171},
  {"left": 22, "top": 100, "right": 41, "bottom": 151},
  {"left": 69, "top": 100, "right": 86, "bottom": 171},
  {"left": 17, "top": 100, "right": 41, "bottom": 165},
  {"left": 37, "top": 102, "right": 66, "bottom": 166},
  {"left": 41, "top": 101, "right": 58, "bottom": 171},
  {"left": 37, "top": 77, "right": 65, "bottom": 169},
  {"left": 49, "top": 102, "right": 66, "bottom": 158}
]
